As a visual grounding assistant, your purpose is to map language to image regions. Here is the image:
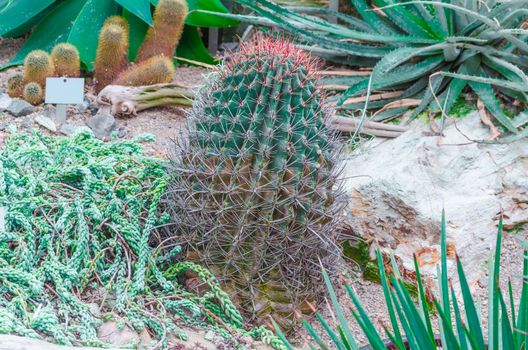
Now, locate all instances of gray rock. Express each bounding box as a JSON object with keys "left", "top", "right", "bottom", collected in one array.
[
  {"left": 343, "top": 112, "right": 528, "bottom": 286},
  {"left": 86, "top": 112, "right": 116, "bottom": 140},
  {"left": 0, "top": 94, "right": 13, "bottom": 111},
  {"left": 35, "top": 115, "right": 57, "bottom": 132},
  {"left": 0, "top": 88, "right": 5, "bottom": 94},
  {"left": 59, "top": 123, "right": 79, "bottom": 136},
  {"left": 20, "top": 116, "right": 35, "bottom": 129},
  {"left": 117, "top": 126, "right": 127, "bottom": 138},
  {"left": 7, "top": 99, "right": 34, "bottom": 117},
  {"left": 0, "top": 122, "right": 9, "bottom": 131}
]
